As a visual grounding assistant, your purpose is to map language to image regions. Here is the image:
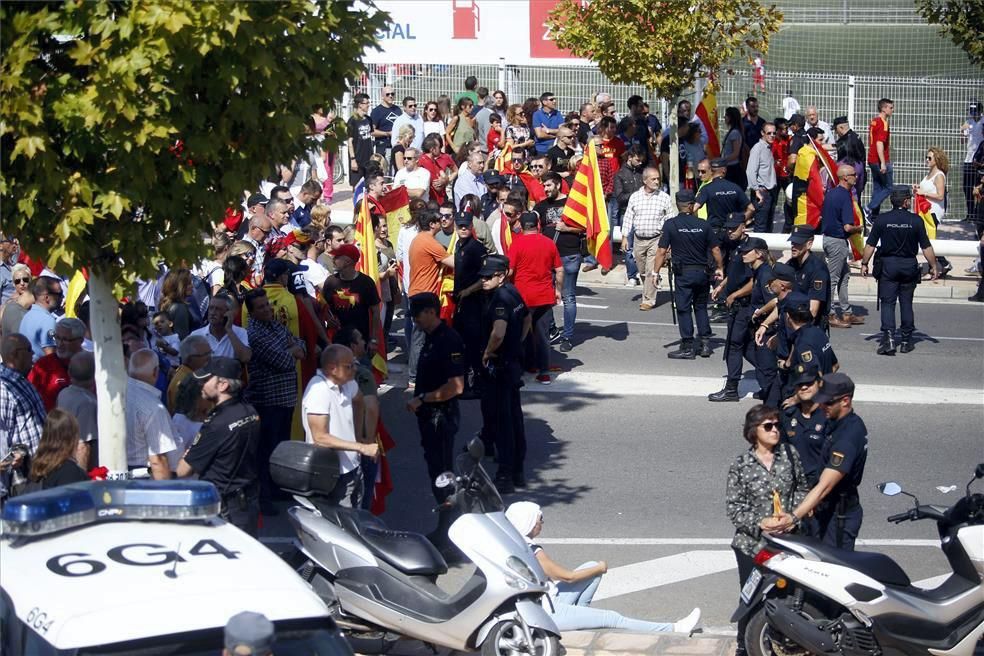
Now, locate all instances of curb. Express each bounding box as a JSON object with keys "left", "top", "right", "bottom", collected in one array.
[{"left": 381, "top": 631, "right": 737, "bottom": 656}]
